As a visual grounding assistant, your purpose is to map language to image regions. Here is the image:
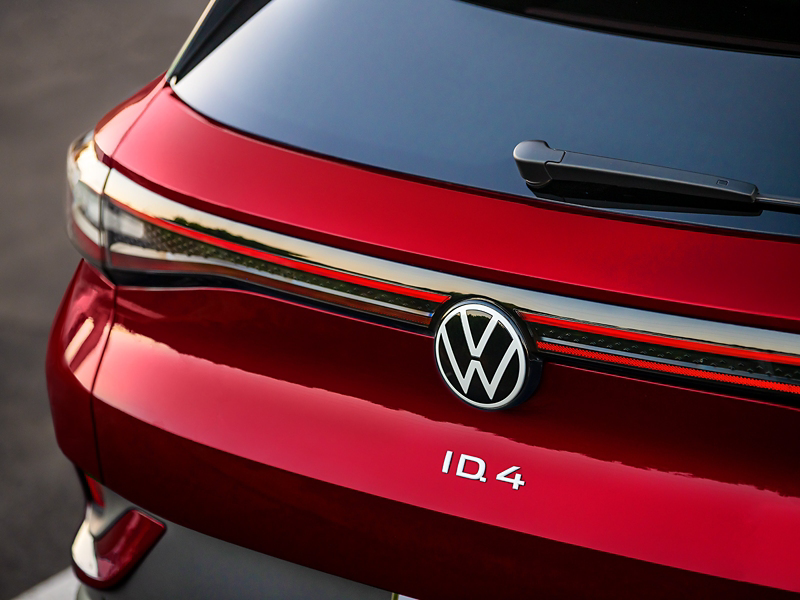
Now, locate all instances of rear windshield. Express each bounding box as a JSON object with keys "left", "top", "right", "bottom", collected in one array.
[
  {"left": 171, "top": 0, "right": 800, "bottom": 235},
  {"left": 465, "top": 1, "right": 800, "bottom": 56}
]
